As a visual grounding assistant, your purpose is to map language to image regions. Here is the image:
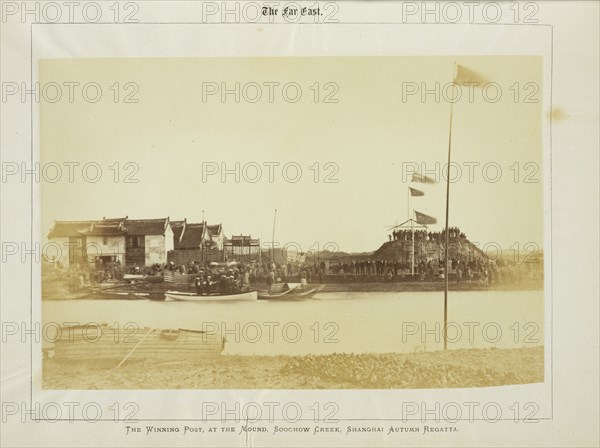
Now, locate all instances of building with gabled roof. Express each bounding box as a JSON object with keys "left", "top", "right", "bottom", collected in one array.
[
  {"left": 47, "top": 220, "right": 94, "bottom": 239},
  {"left": 176, "top": 223, "right": 207, "bottom": 250},
  {"left": 206, "top": 224, "right": 225, "bottom": 250},
  {"left": 124, "top": 218, "right": 173, "bottom": 266},
  {"left": 47, "top": 217, "right": 173, "bottom": 268},
  {"left": 168, "top": 220, "right": 225, "bottom": 264}
]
